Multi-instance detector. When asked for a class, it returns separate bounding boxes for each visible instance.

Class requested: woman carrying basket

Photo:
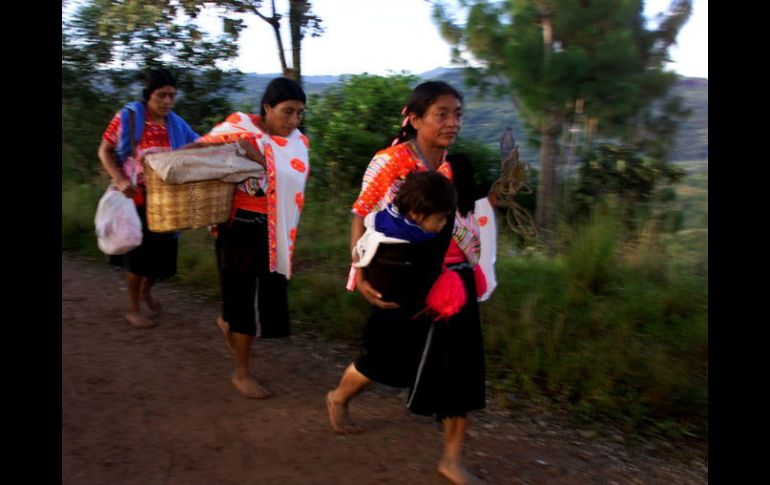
[97,68,199,329]
[195,77,310,399]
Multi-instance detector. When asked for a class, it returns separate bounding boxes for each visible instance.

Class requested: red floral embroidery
[478,216,488,227]
[197,132,244,144]
[290,158,306,173]
[289,228,297,241]
[300,134,310,148]
[270,136,288,147]
[265,144,278,272]
[351,144,453,217]
[295,192,304,210]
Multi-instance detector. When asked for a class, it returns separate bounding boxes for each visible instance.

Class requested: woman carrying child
[326,81,489,485]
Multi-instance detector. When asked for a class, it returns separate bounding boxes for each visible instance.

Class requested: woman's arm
[237,138,267,169]
[350,215,399,309]
[177,141,212,150]
[176,138,266,169]
[97,139,135,197]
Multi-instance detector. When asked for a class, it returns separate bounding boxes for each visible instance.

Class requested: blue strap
[116,102,199,165]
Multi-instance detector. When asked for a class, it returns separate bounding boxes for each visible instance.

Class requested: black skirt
[109,204,178,280]
[354,221,453,388]
[354,306,431,388]
[406,266,486,419]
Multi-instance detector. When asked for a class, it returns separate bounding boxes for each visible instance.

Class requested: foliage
[626,90,692,163]
[569,143,686,231]
[62,160,708,438]
[304,73,416,196]
[62,1,244,183]
[483,207,707,438]
[91,0,324,83]
[172,68,244,135]
[304,73,503,200]
[431,0,693,232]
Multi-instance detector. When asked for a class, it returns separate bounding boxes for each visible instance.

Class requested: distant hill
[231,73,342,108]
[234,68,708,163]
[667,78,708,161]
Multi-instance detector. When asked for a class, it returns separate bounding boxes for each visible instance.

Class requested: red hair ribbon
[391,107,410,146]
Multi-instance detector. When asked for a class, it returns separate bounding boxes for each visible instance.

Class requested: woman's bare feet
[232,374,271,399]
[143,295,163,314]
[326,390,360,434]
[216,317,236,354]
[437,457,484,485]
[125,311,154,328]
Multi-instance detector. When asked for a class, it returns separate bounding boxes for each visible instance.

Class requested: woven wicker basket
[143,160,235,233]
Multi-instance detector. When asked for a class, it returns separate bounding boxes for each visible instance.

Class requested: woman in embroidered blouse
[97,68,199,329]
[326,81,487,485]
[195,77,310,399]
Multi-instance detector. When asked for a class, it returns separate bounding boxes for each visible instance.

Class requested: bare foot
[231,374,271,399]
[143,295,163,314]
[216,317,235,354]
[326,390,360,434]
[125,311,155,329]
[437,458,484,485]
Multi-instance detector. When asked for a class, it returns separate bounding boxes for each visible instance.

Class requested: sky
[62,0,708,79]
[204,0,708,79]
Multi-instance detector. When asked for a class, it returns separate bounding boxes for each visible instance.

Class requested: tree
[63,0,244,126]
[94,0,323,85]
[305,74,417,196]
[431,0,692,237]
[569,143,685,231]
[62,0,243,180]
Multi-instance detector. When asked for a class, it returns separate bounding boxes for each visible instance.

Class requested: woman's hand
[355,269,399,309]
[113,174,136,198]
[487,192,498,209]
[238,138,266,168]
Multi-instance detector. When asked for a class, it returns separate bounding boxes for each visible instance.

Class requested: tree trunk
[536,110,562,238]
[288,0,305,86]
[254,1,289,77]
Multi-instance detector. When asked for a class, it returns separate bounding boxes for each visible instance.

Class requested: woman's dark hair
[260,77,307,116]
[394,171,457,219]
[394,81,464,145]
[142,68,177,102]
[446,153,477,217]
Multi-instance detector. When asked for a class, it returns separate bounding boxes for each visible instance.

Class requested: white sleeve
[474,197,498,301]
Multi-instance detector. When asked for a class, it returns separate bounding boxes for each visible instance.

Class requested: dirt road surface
[62,253,707,484]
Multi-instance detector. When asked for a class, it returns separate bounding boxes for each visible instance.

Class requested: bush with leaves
[569,144,685,231]
[304,74,416,196]
[306,73,506,201]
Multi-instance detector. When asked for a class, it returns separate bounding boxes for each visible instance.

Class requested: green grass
[479,205,707,438]
[62,162,708,439]
[62,181,105,257]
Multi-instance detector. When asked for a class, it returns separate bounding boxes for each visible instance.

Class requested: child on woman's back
[351,171,457,308]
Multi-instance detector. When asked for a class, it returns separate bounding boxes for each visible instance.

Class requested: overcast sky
[211,0,708,78]
[62,0,708,78]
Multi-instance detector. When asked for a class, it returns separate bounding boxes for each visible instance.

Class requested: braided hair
[445,153,477,217]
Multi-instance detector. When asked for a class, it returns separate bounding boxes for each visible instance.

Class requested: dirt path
[61,252,707,485]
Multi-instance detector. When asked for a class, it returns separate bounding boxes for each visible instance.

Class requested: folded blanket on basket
[145,143,265,184]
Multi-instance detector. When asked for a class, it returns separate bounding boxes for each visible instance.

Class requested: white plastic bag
[94,185,143,255]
